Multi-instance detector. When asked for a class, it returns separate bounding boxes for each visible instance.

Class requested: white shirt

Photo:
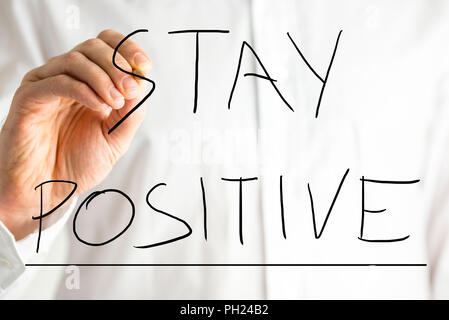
[1,0,449,299]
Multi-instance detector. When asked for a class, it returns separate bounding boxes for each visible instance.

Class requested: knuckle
[97,29,117,39]
[83,37,103,48]
[22,69,37,82]
[14,84,29,100]
[46,55,58,64]
[64,51,83,64]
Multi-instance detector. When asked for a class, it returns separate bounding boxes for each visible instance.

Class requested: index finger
[97,29,152,74]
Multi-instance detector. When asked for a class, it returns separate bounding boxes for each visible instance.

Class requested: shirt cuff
[0,196,78,290]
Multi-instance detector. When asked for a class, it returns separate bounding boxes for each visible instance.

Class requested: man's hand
[0,30,151,240]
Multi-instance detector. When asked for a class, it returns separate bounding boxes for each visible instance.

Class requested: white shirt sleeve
[0,197,78,293]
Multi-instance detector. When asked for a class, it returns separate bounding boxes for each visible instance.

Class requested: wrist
[0,201,39,240]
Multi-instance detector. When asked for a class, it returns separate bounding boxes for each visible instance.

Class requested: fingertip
[122,76,140,99]
[133,52,152,71]
[109,86,125,109]
[103,105,113,116]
